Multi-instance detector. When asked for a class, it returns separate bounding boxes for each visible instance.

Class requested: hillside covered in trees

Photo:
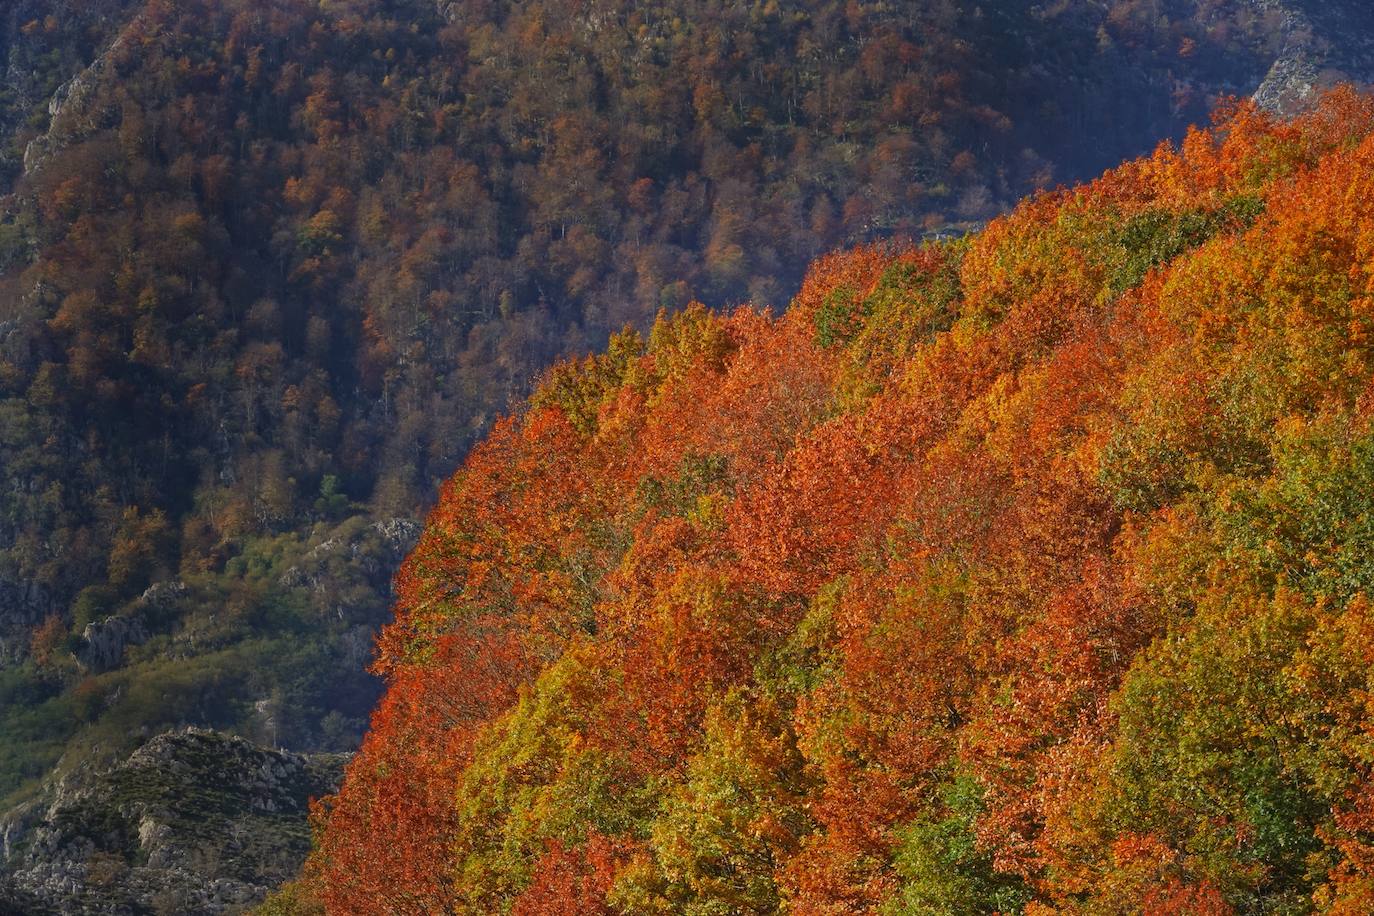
[3,0,1374,910]
[296,91,1374,914]
[0,0,1323,815]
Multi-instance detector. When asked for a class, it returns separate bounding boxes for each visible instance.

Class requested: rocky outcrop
[371,517,422,554]
[0,0,142,186]
[74,614,147,674]
[0,729,347,915]
[68,581,187,673]
[277,516,419,597]
[1251,1,1374,114]
[20,23,131,176]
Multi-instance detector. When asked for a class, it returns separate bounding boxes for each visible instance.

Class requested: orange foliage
[309,92,1374,914]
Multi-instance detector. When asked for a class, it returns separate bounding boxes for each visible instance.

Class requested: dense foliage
[301,91,1374,914]
[0,0,1289,805]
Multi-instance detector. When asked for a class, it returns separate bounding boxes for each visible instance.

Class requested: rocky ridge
[0,0,142,186]
[1251,0,1374,112]
[0,729,346,915]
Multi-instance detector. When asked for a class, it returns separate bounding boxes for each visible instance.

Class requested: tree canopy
[0,0,1291,807]
[302,90,1374,914]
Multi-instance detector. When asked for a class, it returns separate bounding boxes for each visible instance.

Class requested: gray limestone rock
[74,615,147,674]
[0,729,348,915]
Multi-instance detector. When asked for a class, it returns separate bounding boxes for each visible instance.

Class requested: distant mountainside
[302,90,1374,914]
[0,0,1370,911]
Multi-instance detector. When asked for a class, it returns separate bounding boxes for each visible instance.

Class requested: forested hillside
[2,0,1373,911]
[300,91,1374,914]
[0,0,1302,810]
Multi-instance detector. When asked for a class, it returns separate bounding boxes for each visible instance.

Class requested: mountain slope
[1,0,1373,909]
[0,0,1303,806]
[304,90,1374,914]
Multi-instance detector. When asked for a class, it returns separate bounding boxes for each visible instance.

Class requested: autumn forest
[288,93,1374,914]
[2,0,1374,913]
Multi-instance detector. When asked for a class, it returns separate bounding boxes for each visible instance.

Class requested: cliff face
[0,729,345,915]
[1251,0,1374,112]
[0,0,141,187]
